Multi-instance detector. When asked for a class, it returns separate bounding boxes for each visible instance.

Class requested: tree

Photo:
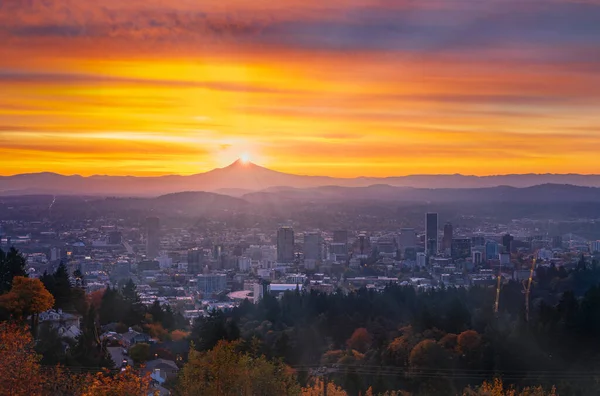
[178,340,300,396]
[0,247,27,294]
[148,300,164,324]
[36,323,68,366]
[129,343,151,365]
[191,310,239,351]
[0,322,43,395]
[462,378,558,396]
[0,276,54,333]
[80,367,155,396]
[122,279,145,326]
[69,305,114,369]
[456,330,483,369]
[41,262,72,311]
[346,327,372,354]
[302,378,348,396]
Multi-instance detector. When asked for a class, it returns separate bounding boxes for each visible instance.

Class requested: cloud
[0,70,303,94]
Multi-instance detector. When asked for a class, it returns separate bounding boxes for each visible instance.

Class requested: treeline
[189,265,600,395]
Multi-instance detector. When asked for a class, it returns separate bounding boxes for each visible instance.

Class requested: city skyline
[2,0,600,177]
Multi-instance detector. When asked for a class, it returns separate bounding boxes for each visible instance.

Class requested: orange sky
[1,0,600,177]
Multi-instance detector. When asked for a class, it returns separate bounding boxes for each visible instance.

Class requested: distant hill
[4,160,600,196]
[243,184,600,204]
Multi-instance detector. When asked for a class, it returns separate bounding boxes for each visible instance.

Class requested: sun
[240,153,250,164]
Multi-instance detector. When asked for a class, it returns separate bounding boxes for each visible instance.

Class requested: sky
[1,0,600,177]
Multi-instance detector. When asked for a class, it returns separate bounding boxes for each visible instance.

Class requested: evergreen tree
[41,262,73,311]
[149,300,164,324]
[68,305,114,369]
[0,247,27,294]
[121,279,145,326]
[98,286,123,325]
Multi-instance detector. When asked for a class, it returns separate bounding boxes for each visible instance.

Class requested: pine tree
[0,247,27,294]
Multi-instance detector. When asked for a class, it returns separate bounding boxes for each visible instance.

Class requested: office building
[277,227,295,263]
[187,248,205,274]
[451,238,471,260]
[471,236,485,248]
[358,233,367,255]
[425,213,438,256]
[552,236,563,249]
[304,232,323,261]
[377,235,397,256]
[238,257,252,272]
[108,231,122,245]
[331,230,348,261]
[472,251,483,265]
[197,274,227,295]
[333,230,348,245]
[443,223,453,253]
[398,228,417,251]
[145,217,160,259]
[591,241,600,253]
[485,241,499,260]
[502,234,514,253]
[416,252,427,268]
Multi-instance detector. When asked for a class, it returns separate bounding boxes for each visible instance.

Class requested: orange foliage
[145,323,169,341]
[0,322,43,395]
[89,289,106,310]
[0,276,54,320]
[170,329,190,341]
[80,367,155,396]
[347,327,372,353]
[457,330,482,355]
[463,378,558,396]
[302,378,348,396]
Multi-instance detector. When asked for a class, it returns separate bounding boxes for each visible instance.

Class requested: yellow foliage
[0,276,54,319]
[80,367,155,396]
[302,378,348,396]
[463,378,558,396]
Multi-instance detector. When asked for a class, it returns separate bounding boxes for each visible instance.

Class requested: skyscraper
[330,230,349,260]
[451,238,471,260]
[442,222,453,253]
[502,233,514,253]
[277,227,295,263]
[426,213,438,256]
[485,241,499,260]
[145,216,160,259]
[304,232,322,261]
[188,247,204,274]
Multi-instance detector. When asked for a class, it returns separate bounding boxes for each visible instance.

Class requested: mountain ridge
[4,160,600,196]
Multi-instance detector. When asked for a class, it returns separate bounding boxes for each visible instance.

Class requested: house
[144,359,179,384]
[121,328,152,348]
[37,309,82,339]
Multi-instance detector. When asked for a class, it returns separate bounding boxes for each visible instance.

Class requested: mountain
[4,160,600,196]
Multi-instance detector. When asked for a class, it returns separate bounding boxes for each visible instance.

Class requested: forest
[2,247,600,395]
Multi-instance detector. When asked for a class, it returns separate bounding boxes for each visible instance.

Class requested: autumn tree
[346,327,372,354]
[456,330,483,369]
[462,378,558,396]
[302,378,348,396]
[80,367,155,396]
[178,340,300,396]
[0,247,27,293]
[0,322,43,395]
[0,276,54,333]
